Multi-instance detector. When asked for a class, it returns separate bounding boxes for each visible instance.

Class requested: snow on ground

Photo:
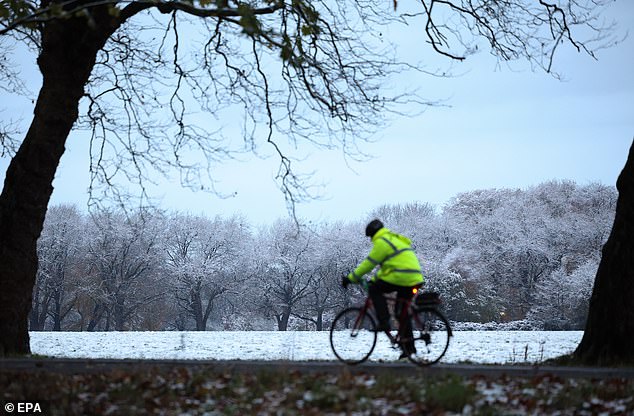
[30,331,583,364]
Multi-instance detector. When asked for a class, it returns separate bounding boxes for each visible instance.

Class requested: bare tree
[255,220,316,330]
[30,205,84,330]
[83,209,164,331]
[0,0,617,354]
[292,221,362,329]
[165,214,249,330]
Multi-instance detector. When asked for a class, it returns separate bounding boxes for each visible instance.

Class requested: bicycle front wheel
[408,307,452,366]
[329,307,377,365]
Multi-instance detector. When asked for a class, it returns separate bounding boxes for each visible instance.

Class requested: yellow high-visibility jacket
[347,227,424,287]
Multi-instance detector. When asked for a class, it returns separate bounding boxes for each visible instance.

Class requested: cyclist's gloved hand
[341,275,351,289]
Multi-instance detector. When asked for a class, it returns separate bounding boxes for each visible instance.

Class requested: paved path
[2,358,633,379]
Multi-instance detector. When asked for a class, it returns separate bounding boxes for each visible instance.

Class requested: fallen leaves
[1,366,633,415]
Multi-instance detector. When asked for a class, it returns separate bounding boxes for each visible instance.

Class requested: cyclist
[342,219,424,359]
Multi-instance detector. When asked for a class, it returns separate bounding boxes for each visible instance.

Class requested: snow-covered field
[30,331,583,364]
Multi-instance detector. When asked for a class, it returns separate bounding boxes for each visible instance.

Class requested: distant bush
[451,320,538,331]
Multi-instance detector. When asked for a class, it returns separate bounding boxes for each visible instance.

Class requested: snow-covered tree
[436,182,615,324]
[28,179,616,332]
[82,209,165,331]
[30,205,85,330]
[164,214,250,330]
[253,220,317,331]
[529,259,598,330]
[292,221,360,330]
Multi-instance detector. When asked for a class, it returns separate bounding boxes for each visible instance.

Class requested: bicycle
[329,281,452,366]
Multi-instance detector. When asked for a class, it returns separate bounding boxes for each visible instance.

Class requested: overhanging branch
[0,0,284,36]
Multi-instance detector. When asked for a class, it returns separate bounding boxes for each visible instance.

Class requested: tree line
[30,180,615,332]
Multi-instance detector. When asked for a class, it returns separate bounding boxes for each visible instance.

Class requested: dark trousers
[369,280,416,351]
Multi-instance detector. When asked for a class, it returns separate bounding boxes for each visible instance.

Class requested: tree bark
[87,302,105,332]
[276,307,291,331]
[50,288,69,331]
[191,291,205,331]
[574,139,634,365]
[0,12,116,355]
[28,281,50,331]
[315,311,323,331]
[114,297,127,331]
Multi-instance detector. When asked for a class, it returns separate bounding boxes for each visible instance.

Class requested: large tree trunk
[0,13,116,356]
[574,139,634,365]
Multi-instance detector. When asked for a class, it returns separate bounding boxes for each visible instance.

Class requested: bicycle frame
[354,291,416,348]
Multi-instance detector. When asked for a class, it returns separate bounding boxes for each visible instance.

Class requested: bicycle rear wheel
[329,307,377,365]
[408,307,451,366]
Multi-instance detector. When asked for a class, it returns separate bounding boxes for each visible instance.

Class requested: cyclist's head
[365,219,384,238]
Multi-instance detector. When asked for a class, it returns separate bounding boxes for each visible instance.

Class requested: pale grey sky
[1,1,633,224]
